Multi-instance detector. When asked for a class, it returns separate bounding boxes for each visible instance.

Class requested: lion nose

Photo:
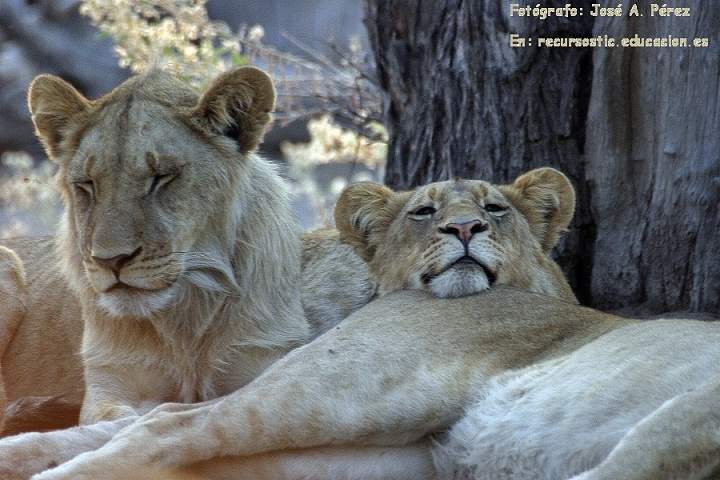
[440,220,487,245]
[92,247,142,275]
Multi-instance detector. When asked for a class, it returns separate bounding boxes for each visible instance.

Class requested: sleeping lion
[0,67,370,478]
[7,167,716,480]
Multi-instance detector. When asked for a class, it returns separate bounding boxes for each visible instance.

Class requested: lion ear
[502,168,576,252]
[193,67,276,155]
[334,182,397,262]
[28,75,91,161]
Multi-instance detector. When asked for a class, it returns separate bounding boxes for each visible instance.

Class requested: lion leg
[3,399,218,478]
[177,442,436,480]
[570,379,720,480]
[0,246,26,434]
[80,362,178,424]
[0,416,136,480]
[31,325,467,480]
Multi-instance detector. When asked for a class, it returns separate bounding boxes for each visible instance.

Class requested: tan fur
[191,67,275,155]
[503,167,575,252]
[26,66,313,425]
[0,246,82,437]
[0,68,372,444]
[0,247,26,434]
[15,170,718,480]
[301,228,376,335]
[334,169,577,302]
[2,169,583,477]
[0,238,86,437]
[23,289,618,480]
[0,232,370,436]
[86,467,207,480]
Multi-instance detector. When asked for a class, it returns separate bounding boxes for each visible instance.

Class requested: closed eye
[485,203,507,214]
[73,180,95,198]
[409,206,437,217]
[148,173,176,194]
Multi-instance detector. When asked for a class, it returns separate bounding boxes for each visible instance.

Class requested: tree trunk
[364,0,719,314]
[585,3,720,314]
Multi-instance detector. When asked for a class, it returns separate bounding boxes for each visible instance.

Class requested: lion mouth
[423,256,497,285]
[452,256,497,285]
[104,282,160,294]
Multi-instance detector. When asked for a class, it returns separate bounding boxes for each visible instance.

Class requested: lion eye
[148,174,175,194]
[410,206,437,217]
[485,203,507,214]
[73,180,95,198]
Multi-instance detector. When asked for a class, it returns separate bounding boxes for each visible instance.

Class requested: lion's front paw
[30,406,219,479]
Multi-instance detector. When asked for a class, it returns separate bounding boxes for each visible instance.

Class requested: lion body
[301,228,376,335]
[17,169,717,480]
[0,238,84,404]
[19,67,311,425]
[436,316,720,479]
[0,238,84,437]
[0,67,372,445]
[0,71,714,480]
[0,229,371,433]
[0,246,29,434]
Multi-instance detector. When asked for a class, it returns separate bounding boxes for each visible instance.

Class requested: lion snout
[91,246,143,275]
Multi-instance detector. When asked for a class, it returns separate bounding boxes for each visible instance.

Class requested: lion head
[334,168,577,303]
[27,67,297,321]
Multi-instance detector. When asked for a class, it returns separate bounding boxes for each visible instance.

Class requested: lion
[0,246,26,434]
[0,229,371,438]
[0,67,372,478]
[0,167,565,475]
[0,237,85,437]
[14,167,719,480]
[301,228,378,335]
[0,246,81,439]
[28,67,309,425]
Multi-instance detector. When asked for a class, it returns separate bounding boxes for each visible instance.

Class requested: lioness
[19,168,720,480]
[0,247,26,434]
[0,67,371,477]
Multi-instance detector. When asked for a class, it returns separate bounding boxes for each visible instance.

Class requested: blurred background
[0,0,385,233]
[1,0,718,316]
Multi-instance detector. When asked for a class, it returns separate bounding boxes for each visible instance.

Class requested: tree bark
[364,0,719,314]
[585,4,720,314]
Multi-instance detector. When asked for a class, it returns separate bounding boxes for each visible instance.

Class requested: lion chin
[97,285,179,318]
[428,264,492,298]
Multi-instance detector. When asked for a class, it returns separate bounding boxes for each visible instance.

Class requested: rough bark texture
[364,0,719,314]
[586,5,720,314]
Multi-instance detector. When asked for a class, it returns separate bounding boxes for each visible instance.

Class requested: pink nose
[441,220,487,244]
